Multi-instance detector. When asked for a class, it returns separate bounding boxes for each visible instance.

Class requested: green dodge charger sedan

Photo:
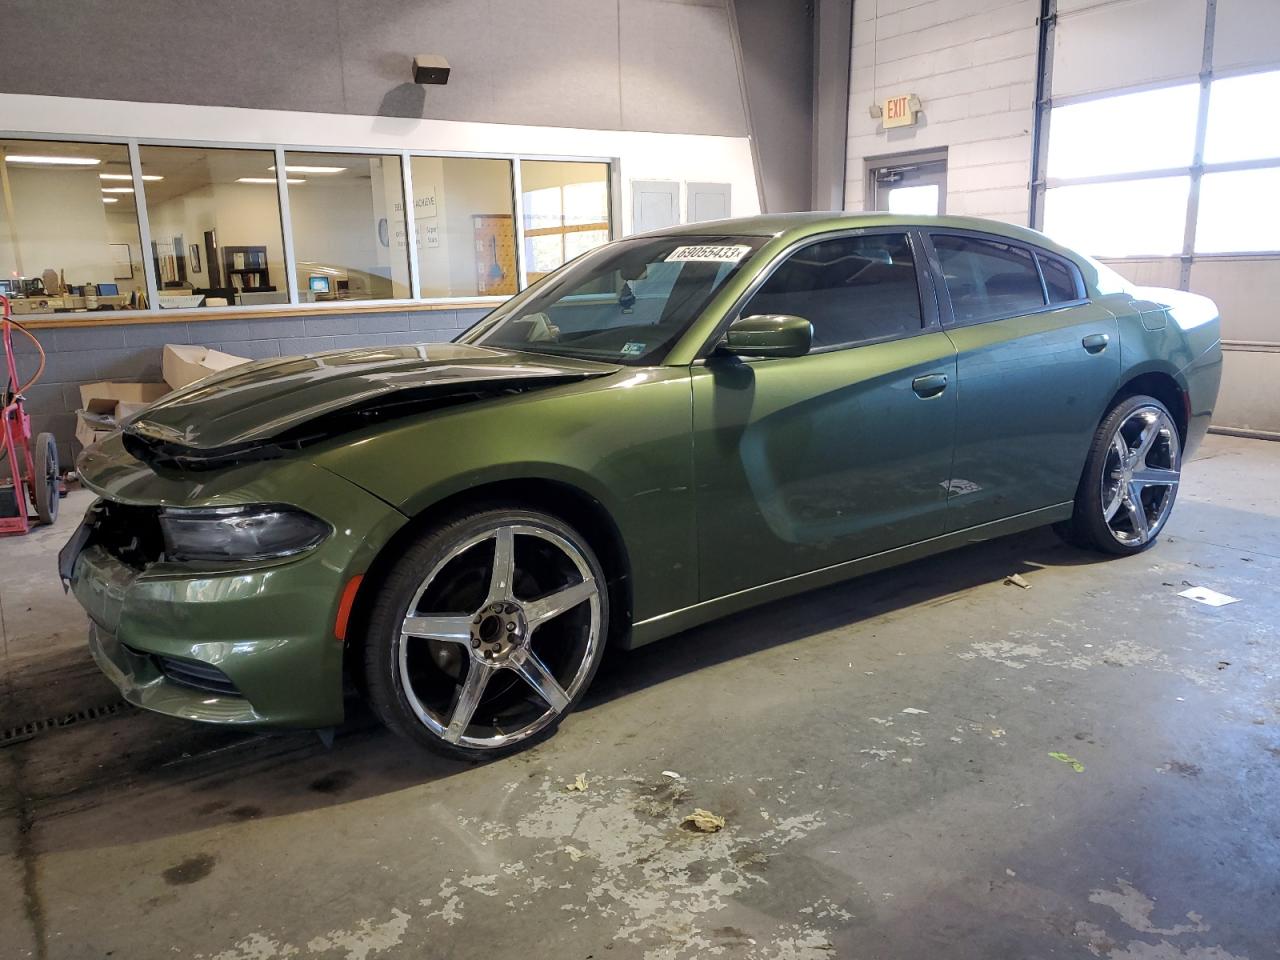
[61,213,1222,758]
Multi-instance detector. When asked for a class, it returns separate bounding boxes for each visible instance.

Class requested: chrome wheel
[1100,404,1181,547]
[397,524,601,750]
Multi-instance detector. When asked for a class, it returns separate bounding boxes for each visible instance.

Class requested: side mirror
[720,314,812,359]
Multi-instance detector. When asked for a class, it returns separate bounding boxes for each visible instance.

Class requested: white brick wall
[845,0,1040,226]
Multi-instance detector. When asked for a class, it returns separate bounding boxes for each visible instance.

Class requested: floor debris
[660,770,681,779]
[565,773,589,792]
[1049,751,1086,773]
[901,707,929,715]
[682,808,726,833]
[1004,573,1031,589]
[1177,586,1240,606]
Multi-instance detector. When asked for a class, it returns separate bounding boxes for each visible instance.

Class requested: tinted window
[742,233,922,350]
[1038,252,1081,303]
[933,234,1046,323]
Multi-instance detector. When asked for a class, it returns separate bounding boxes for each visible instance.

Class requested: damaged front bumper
[63,434,408,729]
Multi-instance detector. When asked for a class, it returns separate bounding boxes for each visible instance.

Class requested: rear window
[933,234,1047,323]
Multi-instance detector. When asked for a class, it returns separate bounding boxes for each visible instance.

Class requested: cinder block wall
[11,307,491,468]
[844,0,1040,223]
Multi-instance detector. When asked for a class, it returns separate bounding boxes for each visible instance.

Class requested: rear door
[925,231,1120,530]
[691,229,957,600]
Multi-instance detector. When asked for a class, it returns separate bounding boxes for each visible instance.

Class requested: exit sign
[881,94,921,128]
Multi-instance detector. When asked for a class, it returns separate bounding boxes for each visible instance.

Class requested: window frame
[0,135,146,313]
[922,228,1090,328]
[518,159,615,282]
[697,226,942,360]
[1034,67,1280,276]
[1035,248,1087,304]
[281,148,415,304]
[0,128,620,321]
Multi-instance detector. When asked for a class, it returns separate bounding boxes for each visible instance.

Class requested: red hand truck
[1,294,60,535]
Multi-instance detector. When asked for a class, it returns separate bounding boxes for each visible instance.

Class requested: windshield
[468,235,767,365]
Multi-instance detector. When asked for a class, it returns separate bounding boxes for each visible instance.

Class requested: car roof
[650,211,1066,252]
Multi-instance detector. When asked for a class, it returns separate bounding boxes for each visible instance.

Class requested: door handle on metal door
[1082,333,1110,354]
[911,373,948,398]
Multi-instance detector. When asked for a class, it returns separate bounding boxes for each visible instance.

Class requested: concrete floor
[1,434,1277,960]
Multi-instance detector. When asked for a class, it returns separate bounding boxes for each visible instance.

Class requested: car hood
[121,342,618,464]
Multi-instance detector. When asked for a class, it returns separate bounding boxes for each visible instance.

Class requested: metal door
[869,154,947,215]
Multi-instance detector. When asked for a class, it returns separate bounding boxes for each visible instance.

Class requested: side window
[741,233,923,350]
[932,234,1047,323]
[1037,252,1083,303]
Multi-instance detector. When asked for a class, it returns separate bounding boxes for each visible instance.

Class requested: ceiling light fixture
[268,164,347,174]
[101,186,134,193]
[5,154,101,166]
[102,197,119,203]
[238,176,305,184]
[100,173,163,182]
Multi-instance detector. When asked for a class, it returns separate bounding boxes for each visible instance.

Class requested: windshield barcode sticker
[666,244,753,263]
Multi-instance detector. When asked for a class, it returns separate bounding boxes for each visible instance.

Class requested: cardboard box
[162,344,249,390]
[75,381,170,448]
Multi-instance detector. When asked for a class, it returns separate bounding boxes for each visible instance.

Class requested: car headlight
[159,505,331,562]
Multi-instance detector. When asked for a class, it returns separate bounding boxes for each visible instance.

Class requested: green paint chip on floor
[1049,751,1085,773]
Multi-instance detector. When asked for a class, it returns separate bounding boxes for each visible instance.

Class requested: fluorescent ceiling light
[269,164,346,174]
[101,186,134,193]
[5,154,101,166]
[102,197,119,203]
[238,176,305,184]
[100,173,163,182]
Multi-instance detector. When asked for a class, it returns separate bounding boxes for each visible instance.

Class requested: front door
[926,231,1122,530]
[692,230,958,601]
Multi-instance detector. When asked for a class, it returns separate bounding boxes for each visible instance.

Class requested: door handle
[1082,333,1110,354]
[911,373,948,398]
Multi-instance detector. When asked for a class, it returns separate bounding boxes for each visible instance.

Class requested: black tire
[1056,394,1182,556]
[32,432,59,525]
[362,506,609,760]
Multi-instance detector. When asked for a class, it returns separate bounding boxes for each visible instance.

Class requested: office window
[138,145,287,308]
[1195,168,1280,253]
[1044,177,1190,258]
[743,234,922,349]
[284,152,410,302]
[520,160,611,282]
[1204,70,1280,165]
[1047,84,1200,179]
[933,235,1045,324]
[411,157,517,298]
[1038,252,1082,303]
[0,139,144,315]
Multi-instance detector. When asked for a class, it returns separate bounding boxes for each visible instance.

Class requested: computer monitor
[0,280,11,294]
[308,275,331,294]
[94,283,119,296]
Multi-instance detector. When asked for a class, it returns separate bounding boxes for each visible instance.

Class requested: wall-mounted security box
[413,55,451,85]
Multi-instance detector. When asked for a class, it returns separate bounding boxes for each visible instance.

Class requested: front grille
[152,653,242,696]
[88,500,165,568]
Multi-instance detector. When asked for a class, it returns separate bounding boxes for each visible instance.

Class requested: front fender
[311,367,698,622]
